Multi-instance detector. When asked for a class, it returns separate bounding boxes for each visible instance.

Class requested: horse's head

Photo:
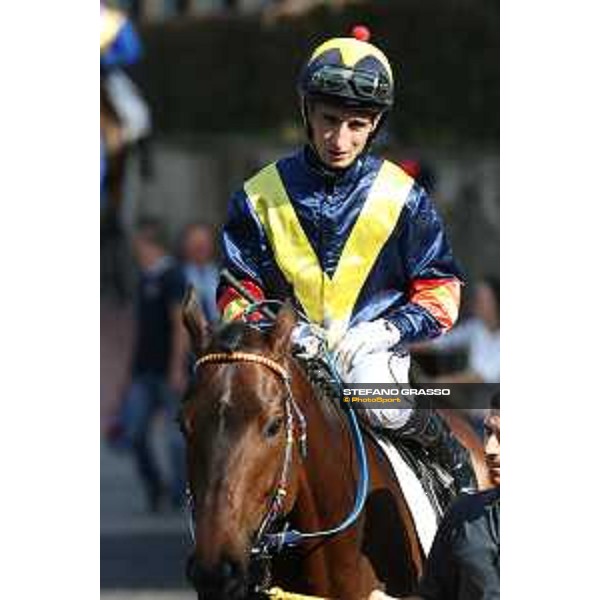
[180,292,303,599]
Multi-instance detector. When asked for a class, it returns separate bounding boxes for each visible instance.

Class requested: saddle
[294,351,457,527]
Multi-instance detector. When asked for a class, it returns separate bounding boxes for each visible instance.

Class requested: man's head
[297,29,395,169]
[180,222,215,267]
[307,100,381,169]
[132,217,169,270]
[484,391,500,487]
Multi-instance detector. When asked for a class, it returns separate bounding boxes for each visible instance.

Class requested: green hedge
[138,0,498,146]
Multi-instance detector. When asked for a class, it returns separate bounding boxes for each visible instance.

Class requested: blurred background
[100,0,499,597]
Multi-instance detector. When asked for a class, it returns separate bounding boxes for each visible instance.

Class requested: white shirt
[431,319,500,383]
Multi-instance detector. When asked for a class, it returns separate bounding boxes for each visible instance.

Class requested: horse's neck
[283,383,362,593]
[291,375,356,530]
[288,387,412,596]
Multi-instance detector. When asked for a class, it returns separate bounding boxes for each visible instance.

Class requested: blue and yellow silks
[100,7,141,70]
[219,148,463,345]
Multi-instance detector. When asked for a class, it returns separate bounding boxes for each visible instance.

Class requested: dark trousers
[122,373,186,506]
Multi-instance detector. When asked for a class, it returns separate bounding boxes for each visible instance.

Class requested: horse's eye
[264,417,284,439]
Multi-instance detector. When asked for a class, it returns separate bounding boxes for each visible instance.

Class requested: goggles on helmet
[306,65,392,105]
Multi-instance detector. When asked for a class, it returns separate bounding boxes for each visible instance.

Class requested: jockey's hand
[291,322,327,359]
[334,319,401,381]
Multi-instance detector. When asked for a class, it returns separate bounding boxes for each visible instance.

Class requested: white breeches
[345,351,414,430]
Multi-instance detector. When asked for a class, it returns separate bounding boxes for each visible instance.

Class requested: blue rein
[262,360,370,551]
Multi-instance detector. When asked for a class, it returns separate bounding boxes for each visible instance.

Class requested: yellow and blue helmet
[298,26,394,112]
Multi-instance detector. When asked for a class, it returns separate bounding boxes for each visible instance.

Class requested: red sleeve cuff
[217,279,265,322]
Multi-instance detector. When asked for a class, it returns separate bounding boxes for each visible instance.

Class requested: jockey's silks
[219,147,463,346]
[101,8,125,52]
[100,8,141,69]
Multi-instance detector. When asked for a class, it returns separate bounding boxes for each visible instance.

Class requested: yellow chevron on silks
[101,8,126,53]
[244,160,414,346]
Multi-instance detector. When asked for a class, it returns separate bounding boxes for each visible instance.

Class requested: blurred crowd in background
[103,217,218,507]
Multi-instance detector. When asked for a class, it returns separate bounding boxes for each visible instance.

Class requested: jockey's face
[484,410,500,487]
[309,101,380,169]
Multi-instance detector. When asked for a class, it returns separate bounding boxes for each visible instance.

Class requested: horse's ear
[182,286,209,355]
[270,302,298,357]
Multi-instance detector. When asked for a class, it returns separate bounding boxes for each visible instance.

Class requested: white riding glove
[290,322,327,359]
[333,319,401,381]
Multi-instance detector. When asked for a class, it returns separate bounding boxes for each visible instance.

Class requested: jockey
[100,3,151,148]
[217,28,474,491]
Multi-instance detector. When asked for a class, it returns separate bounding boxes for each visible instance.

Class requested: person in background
[100,2,151,150]
[179,222,220,325]
[413,276,500,384]
[370,391,500,600]
[117,217,188,512]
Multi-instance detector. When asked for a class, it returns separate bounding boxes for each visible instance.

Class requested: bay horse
[180,294,488,600]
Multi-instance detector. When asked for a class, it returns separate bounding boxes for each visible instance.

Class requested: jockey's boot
[400,408,476,494]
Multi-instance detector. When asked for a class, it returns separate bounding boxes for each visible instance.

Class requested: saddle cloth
[369,432,439,554]
[294,352,442,555]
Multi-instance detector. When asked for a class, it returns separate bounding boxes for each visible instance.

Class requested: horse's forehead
[207,324,267,353]
[196,361,276,415]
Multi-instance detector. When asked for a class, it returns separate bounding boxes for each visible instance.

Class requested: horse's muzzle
[186,554,249,600]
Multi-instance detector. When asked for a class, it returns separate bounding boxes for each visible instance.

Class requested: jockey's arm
[217,189,271,322]
[383,187,463,345]
[410,320,474,355]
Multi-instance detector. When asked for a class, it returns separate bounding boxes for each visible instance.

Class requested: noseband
[188,351,308,556]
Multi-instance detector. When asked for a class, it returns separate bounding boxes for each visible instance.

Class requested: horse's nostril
[186,555,242,581]
[186,554,247,600]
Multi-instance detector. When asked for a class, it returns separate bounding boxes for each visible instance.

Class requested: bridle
[186,345,370,593]
[187,351,308,557]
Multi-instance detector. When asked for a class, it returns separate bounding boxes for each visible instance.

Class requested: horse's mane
[206,321,265,353]
[300,361,350,432]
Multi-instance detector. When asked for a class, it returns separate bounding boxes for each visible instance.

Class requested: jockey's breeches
[345,351,415,430]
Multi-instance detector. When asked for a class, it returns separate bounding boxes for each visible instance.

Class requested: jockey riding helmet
[297,26,395,140]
